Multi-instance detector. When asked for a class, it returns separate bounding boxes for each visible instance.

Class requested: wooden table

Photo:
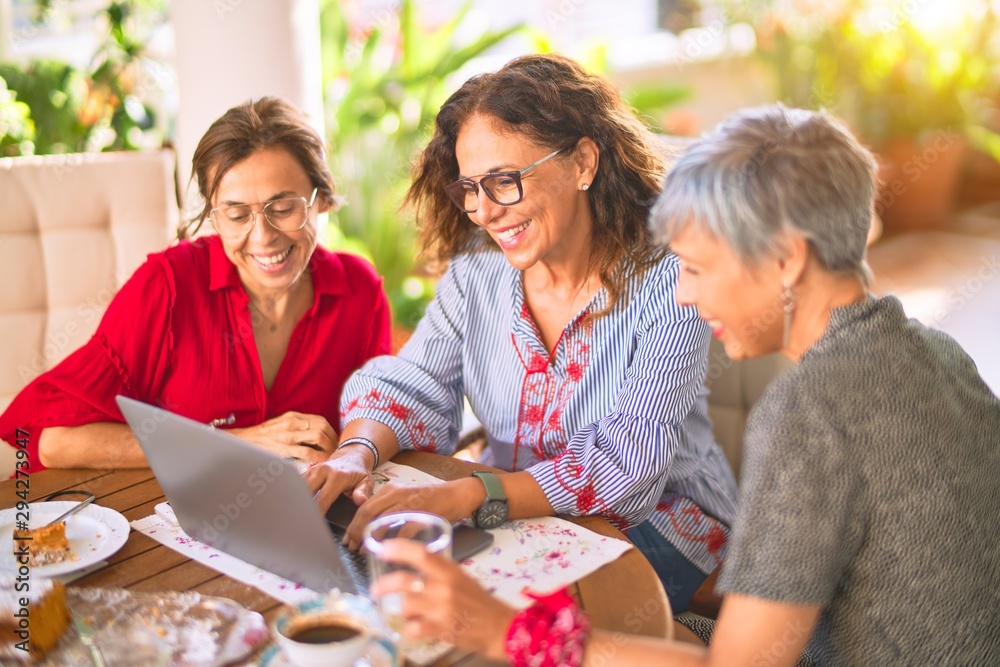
[2,453,671,665]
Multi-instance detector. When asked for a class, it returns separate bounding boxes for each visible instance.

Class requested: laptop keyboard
[326,519,371,595]
[338,541,371,594]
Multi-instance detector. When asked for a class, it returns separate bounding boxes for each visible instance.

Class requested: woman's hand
[371,539,514,661]
[228,411,337,463]
[302,444,378,513]
[342,478,484,550]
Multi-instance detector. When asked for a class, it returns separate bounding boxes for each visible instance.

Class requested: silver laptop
[117,396,368,595]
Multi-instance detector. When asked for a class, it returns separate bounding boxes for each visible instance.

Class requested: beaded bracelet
[336,436,380,469]
[504,588,591,667]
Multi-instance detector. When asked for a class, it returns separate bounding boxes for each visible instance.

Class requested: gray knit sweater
[717,296,1000,665]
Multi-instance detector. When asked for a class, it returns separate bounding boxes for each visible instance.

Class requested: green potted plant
[0,75,34,156]
[320,1,691,339]
[319,0,527,343]
[735,0,1000,233]
[0,0,166,156]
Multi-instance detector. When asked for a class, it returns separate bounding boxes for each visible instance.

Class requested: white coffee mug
[271,593,398,667]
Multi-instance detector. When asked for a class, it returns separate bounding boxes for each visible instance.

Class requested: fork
[45,493,96,527]
[72,616,107,667]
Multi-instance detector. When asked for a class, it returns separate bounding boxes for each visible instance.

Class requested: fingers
[352,475,373,505]
[344,491,388,550]
[378,538,440,573]
[289,413,337,455]
[369,546,509,654]
[291,442,333,464]
[303,457,371,513]
[370,567,422,599]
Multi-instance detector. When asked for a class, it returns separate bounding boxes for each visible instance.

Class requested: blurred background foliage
[1,0,689,332]
[319,0,526,330]
[729,0,1000,155]
[319,0,689,330]
[0,0,165,156]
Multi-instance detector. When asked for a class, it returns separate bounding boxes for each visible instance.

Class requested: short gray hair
[651,105,877,285]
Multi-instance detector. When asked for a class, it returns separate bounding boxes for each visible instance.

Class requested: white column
[0,0,10,61]
[170,0,324,204]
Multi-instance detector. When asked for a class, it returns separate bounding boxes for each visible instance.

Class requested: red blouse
[0,236,391,472]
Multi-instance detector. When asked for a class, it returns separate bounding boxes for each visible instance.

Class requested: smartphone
[452,523,495,560]
[325,494,495,559]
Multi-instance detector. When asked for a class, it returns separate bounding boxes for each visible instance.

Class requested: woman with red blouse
[0,97,392,472]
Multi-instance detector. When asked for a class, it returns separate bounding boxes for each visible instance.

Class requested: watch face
[477,500,508,529]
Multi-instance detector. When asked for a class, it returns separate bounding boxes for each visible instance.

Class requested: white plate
[0,501,130,576]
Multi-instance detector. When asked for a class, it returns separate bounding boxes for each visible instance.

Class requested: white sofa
[0,150,178,476]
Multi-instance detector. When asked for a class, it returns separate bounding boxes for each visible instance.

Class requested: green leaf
[624,83,690,117]
[427,24,527,82]
[967,125,1000,164]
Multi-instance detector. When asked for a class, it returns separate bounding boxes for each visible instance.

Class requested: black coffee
[288,622,361,644]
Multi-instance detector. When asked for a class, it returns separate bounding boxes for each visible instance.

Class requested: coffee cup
[271,593,398,667]
[275,611,369,666]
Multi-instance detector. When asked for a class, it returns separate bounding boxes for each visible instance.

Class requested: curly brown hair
[179,96,335,239]
[406,54,667,312]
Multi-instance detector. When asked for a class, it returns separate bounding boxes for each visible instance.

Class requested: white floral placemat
[131,462,633,663]
[374,462,634,609]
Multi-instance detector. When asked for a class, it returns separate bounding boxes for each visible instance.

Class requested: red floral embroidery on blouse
[511,312,592,466]
[552,457,628,530]
[657,495,728,565]
[341,388,437,452]
[510,312,626,528]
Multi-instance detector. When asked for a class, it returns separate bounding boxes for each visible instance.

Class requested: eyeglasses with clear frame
[209,188,318,240]
[444,147,568,213]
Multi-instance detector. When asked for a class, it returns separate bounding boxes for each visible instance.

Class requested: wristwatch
[471,471,509,529]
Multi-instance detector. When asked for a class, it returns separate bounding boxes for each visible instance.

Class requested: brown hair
[405,54,667,312]
[179,96,335,239]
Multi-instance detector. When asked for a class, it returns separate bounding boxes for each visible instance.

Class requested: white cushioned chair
[686,337,791,618]
[704,337,792,481]
[0,150,178,476]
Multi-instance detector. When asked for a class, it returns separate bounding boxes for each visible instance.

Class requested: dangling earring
[782,282,795,349]
[581,183,590,191]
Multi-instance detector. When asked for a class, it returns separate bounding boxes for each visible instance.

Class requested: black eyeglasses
[444,147,568,213]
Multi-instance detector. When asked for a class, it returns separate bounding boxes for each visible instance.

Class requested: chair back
[704,336,792,480]
[0,150,178,474]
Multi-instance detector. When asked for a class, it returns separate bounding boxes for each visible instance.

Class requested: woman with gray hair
[362,105,999,667]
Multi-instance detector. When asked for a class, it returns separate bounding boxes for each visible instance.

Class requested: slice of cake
[0,576,72,660]
[13,521,71,567]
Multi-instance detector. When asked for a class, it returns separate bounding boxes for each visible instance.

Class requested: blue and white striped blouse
[341,250,738,573]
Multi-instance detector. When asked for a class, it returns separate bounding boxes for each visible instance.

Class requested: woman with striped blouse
[306,54,738,614]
